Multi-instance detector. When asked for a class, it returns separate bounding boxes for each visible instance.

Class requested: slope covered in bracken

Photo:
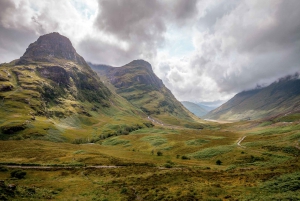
[205,74,300,121]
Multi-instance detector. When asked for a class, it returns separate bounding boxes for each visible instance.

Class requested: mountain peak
[125,59,153,71]
[17,32,87,66]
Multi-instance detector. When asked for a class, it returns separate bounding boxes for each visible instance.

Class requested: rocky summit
[17,32,87,66]
[109,60,164,89]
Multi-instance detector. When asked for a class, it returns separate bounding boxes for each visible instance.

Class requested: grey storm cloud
[172,0,198,24]
[1,0,300,103]
[78,36,139,66]
[176,0,300,101]
[197,0,238,31]
[96,0,165,41]
[91,0,199,65]
[0,1,38,62]
[95,0,199,40]
[0,1,14,20]
[94,0,166,62]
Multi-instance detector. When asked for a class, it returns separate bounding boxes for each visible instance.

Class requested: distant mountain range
[205,74,300,121]
[196,103,217,112]
[181,101,209,117]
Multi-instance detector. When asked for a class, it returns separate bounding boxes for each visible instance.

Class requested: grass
[275,113,300,122]
[0,119,299,200]
[248,123,300,136]
[242,172,300,200]
[102,137,130,146]
[1,61,300,200]
[189,145,234,159]
[0,162,299,201]
[186,139,209,146]
[131,127,179,135]
[141,135,167,146]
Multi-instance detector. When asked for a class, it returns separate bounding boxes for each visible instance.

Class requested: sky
[1,0,300,104]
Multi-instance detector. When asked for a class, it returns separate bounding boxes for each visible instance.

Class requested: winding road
[237,136,246,147]
[4,165,119,169]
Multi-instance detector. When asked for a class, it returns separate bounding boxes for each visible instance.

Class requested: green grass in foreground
[0,119,299,200]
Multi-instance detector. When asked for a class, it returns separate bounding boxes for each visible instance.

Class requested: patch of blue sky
[160,27,195,57]
[70,0,96,20]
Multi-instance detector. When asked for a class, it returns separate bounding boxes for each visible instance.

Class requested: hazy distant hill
[196,103,216,112]
[205,74,300,121]
[181,101,208,117]
[90,61,202,127]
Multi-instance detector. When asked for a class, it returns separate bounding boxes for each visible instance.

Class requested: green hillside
[90,61,202,127]
[0,33,150,142]
[181,101,208,117]
[1,32,299,201]
[205,75,300,121]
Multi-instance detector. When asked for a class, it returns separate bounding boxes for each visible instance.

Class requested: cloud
[172,0,198,24]
[197,0,300,93]
[0,0,98,63]
[1,0,299,104]
[0,0,39,62]
[78,34,139,66]
[153,0,300,102]
[90,0,201,66]
[93,0,166,64]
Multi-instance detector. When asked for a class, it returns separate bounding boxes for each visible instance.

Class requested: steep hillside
[181,101,208,117]
[90,61,202,127]
[0,33,150,141]
[205,75,300,121]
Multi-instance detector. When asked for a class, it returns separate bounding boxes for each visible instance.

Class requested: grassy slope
[0,113,299,200]
[0,60,151,142]
[206,78,300,121]
[90,62,203,128]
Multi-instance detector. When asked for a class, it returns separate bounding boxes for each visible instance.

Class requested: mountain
[181,101,208,117]
[205,74,300,121]
[16,32,88,67]
[0,32,149,141]
[90,61,202,128]
[196,103,216,112]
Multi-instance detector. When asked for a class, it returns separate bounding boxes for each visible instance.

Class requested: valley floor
[0,117,300,200]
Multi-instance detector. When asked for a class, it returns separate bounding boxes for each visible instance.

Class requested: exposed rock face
[17,32,87,66]
[37,66,69,86]
[0,84,13,92]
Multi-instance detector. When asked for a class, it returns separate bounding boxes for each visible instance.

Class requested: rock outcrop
[17,32,87,66]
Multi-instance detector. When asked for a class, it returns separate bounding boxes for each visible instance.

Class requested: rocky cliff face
[17,32,87,66]
[37,66,69,86]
